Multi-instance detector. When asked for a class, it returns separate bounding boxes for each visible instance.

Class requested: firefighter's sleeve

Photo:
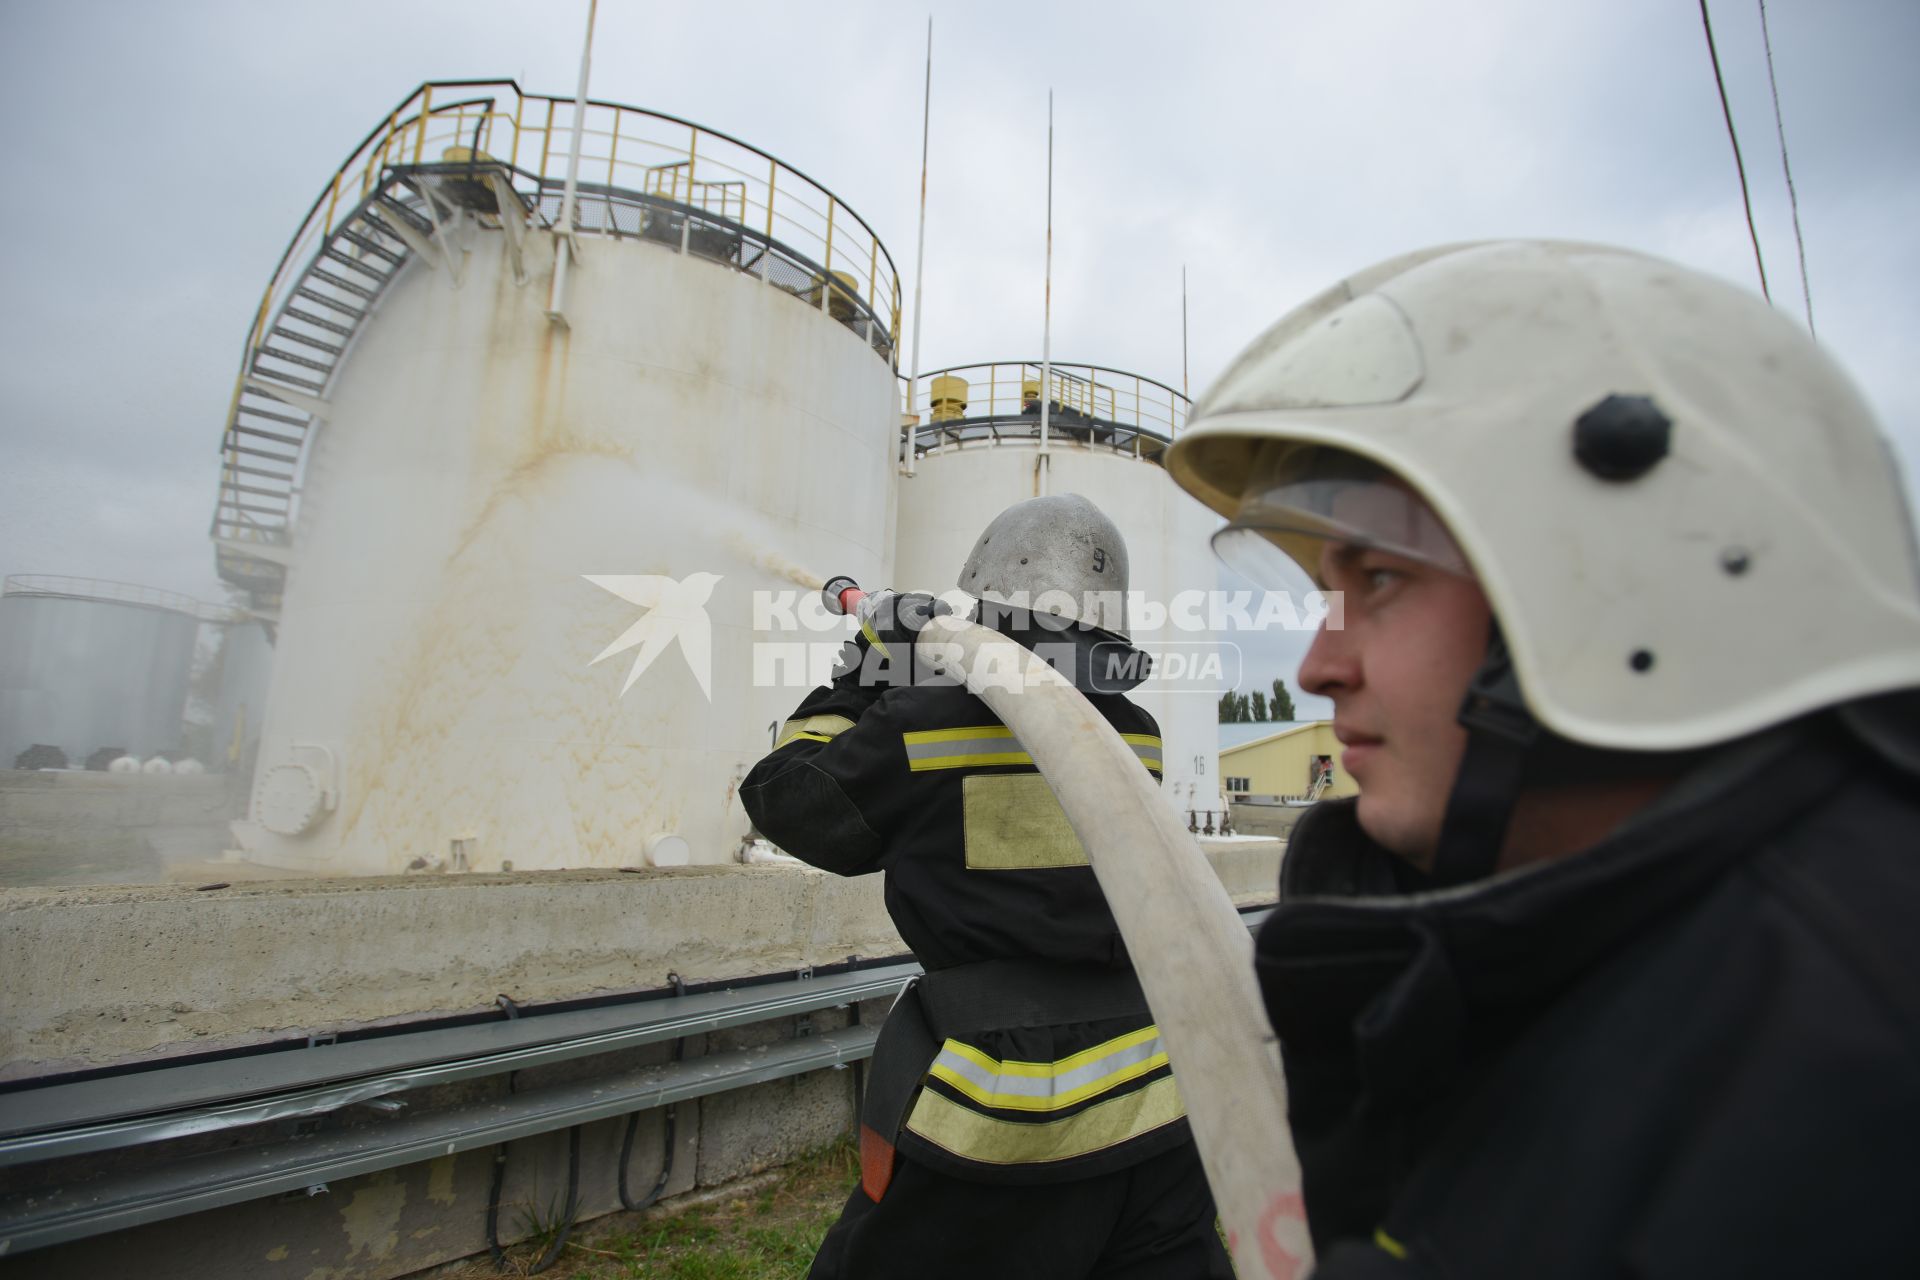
[739,658,911,877]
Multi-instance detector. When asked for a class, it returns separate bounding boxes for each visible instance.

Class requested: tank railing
[234,81,900,378]
[520,181,897,356]
[907,362,1190,458]
[2,576,242,623]
[642,161,747,225]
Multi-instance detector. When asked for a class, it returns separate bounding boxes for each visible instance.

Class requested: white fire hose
[914,614,1314,1279]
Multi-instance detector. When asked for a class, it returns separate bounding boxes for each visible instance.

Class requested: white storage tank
[212,83,901,873]
[894,363,1224,813]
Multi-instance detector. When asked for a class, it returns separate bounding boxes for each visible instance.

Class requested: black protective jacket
[1256,708,1920,1277]
[740,630,1193,1184]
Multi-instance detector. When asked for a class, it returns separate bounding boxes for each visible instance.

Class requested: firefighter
[741,493,1232,1280]
[1163,240,1920,1276]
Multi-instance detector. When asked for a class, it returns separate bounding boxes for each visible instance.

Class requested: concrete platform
[1,840,1284,1079]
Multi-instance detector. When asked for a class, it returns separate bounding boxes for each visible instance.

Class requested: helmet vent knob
[1574,394,1672,481]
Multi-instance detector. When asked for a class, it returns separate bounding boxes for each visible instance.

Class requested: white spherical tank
[894,364,1223,812]
[214,85,902,873]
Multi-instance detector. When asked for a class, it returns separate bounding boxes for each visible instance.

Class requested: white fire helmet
[1166,240,1920,754]
[958,493,1132,638]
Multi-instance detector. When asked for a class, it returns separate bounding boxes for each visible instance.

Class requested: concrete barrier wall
[2,841,1284,1077]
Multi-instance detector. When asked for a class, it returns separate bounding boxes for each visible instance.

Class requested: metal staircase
[211,187,431,610]
[211,163,536,612]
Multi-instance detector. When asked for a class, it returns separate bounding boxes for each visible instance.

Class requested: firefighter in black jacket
[1163,241,1920,1277]
[741,493,1232,1280]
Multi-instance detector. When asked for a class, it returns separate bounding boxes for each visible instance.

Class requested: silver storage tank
[0,576,201,765]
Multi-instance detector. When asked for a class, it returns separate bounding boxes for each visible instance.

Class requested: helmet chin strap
[1430,627,1538,887]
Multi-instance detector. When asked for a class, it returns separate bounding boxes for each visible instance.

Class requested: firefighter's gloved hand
[832,591,952,684]
[858,590,952,657]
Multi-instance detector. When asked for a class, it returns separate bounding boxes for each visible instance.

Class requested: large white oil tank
[894,364,1224,814]
[211,83,901,873]
[0,576,204,766]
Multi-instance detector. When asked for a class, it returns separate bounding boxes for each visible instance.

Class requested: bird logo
[584,573,723,699]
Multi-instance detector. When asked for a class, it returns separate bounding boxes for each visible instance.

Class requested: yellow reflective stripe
[904,725,1017,744]
[859,616,892,660]
[1120,733,1164,771]
[929,1026,1169,1111]
[941,1024,1161,1079]
[904,726,1025,770]
[905,1073,1186,1166]
[904,726,1160,773]
[775,714,856,750]
[1374,1228,1408,1260]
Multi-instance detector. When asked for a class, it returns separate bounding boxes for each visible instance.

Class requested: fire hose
[822,578,1313,1279]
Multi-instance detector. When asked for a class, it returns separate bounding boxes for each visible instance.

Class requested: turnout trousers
[807,1141,1234,1280]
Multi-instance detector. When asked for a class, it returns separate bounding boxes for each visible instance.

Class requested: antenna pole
[1038,90,1054,495]
[905,17,933,476]
[547,0,599,326]
[1181,264,1189,402]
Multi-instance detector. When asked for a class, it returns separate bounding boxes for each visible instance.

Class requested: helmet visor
[1212,445,1471,591]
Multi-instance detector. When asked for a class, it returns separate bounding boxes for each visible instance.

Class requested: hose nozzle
[821,575,864,617]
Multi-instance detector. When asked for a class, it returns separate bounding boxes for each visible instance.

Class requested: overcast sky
[2,0,1914,719]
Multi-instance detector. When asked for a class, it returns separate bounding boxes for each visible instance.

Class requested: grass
[461,1137,856,1279]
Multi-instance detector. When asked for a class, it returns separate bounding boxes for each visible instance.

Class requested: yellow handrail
[239,82,900,357]
[908,361,1190,449]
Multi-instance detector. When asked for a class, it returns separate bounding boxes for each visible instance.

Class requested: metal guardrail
[0,1028,879,1256]
[0,961,921,1166]
[905,361,1189,460]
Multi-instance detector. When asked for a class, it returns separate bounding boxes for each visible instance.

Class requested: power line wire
[1697,0,1771,302]
[1758,0,1816,333]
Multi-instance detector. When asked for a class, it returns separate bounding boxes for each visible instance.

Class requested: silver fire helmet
[957,493,1132,638]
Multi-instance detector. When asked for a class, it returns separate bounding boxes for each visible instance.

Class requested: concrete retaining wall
[1,842,1282,1077]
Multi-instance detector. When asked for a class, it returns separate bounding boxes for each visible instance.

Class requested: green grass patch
[467,1137,856,1279]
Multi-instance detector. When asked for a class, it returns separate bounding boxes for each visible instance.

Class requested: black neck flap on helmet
[973,599,1152,695]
